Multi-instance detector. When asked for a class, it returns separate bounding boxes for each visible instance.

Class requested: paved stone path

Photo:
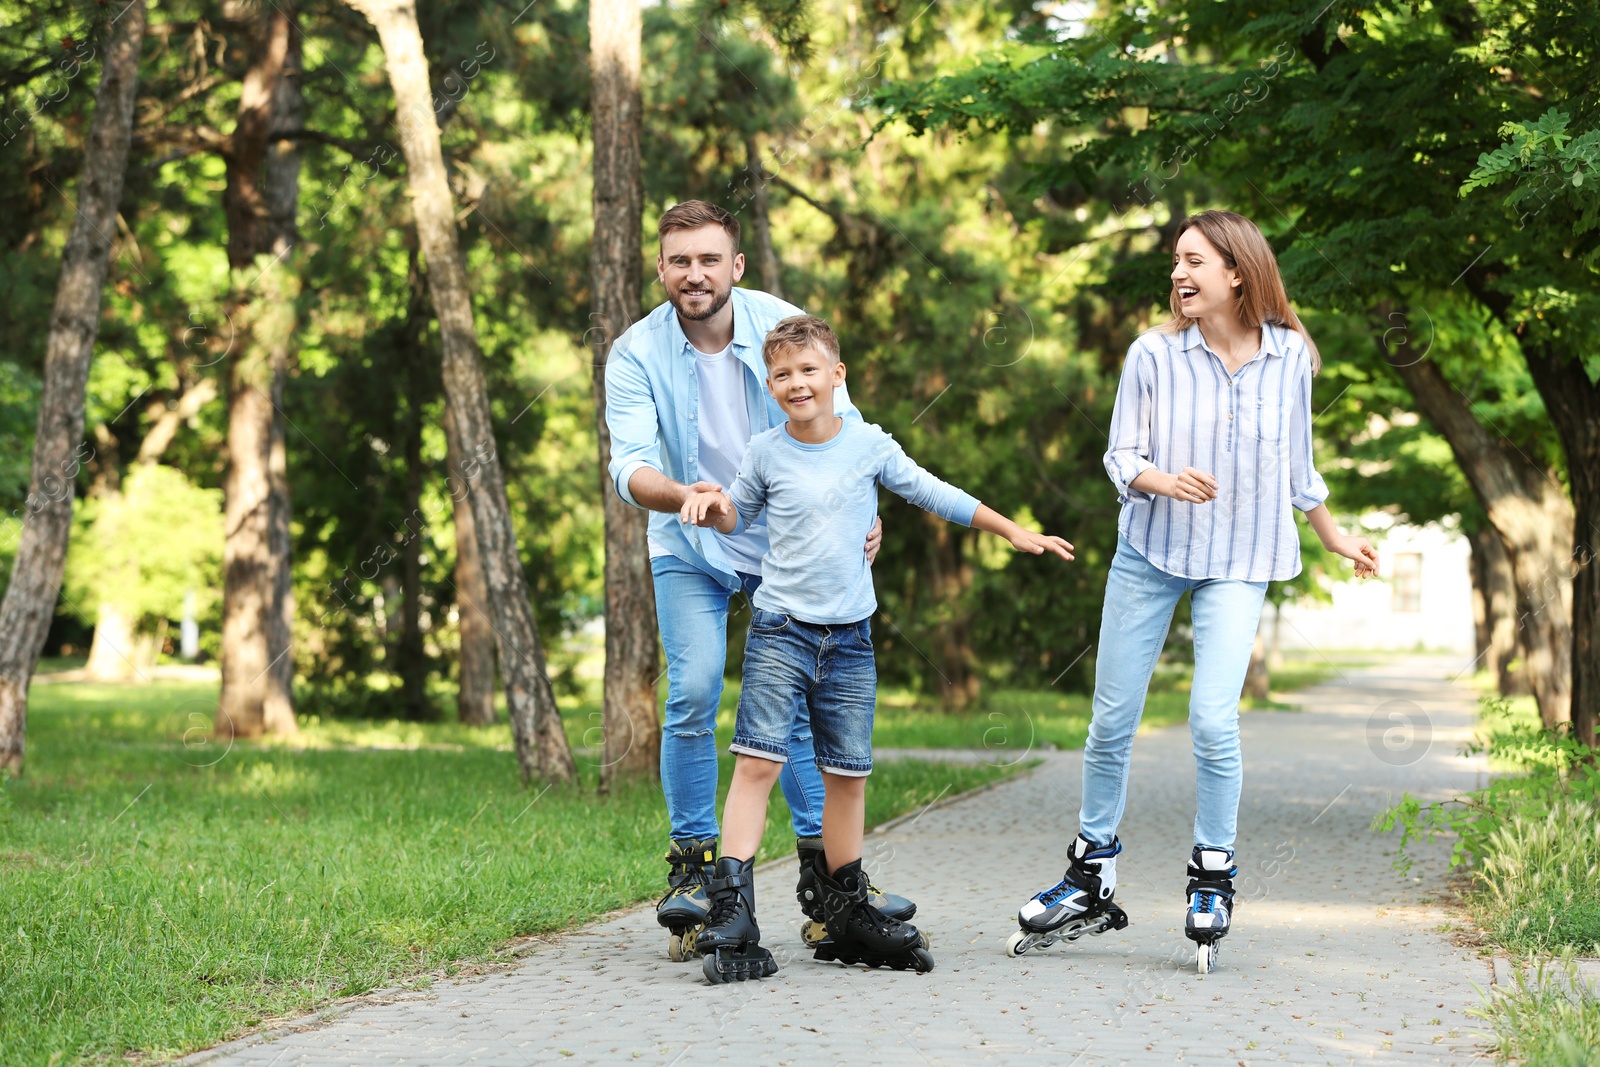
[191,655,1494,1066]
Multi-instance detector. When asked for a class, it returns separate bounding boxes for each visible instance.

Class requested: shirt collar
[1179,321,1287,359]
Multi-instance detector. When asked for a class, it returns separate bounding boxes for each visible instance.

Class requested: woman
[1006,210,1377,972]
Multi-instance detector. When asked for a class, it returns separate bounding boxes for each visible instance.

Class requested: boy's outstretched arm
[680,490,738,534]
[970,504,1075,562]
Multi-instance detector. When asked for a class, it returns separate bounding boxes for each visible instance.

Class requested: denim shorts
[731,609,876,776]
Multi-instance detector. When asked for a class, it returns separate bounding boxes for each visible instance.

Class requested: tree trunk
[85,602,141,681]
[1382,335,1572,733]
[1466,523,1526,696]
[745,133,785,301]
[265,14,303,721]
[447,413,497,726]
[925,515,979,710]
[1243,627,1270,702]
[350,0,574,783]
[217,3,300,741]
[398,368,430,720]
[591,0,660,787]
[0,0,146,777]
[1522,343,1600,752]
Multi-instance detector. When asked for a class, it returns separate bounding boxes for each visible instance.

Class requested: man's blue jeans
[1081,537,1267,851]
[651,554,826,841]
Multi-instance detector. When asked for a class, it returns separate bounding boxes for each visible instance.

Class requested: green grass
[0,682,1014,1065]
[1472,960,1600,1066]
[1378,695,1600,1064]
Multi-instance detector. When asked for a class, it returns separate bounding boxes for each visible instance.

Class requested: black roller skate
[811,858,934,973]
[794,837,918,947]
[1185,845,1237,974]
[695,856,779,984]
[1007,833,1129,957]
[656,838,716,961]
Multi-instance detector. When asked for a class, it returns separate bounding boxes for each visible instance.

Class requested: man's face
[658,224,744,322]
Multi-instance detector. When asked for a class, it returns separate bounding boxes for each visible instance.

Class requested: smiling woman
[1007,209,1380,975]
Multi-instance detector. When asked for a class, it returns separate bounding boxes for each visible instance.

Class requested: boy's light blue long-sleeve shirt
[603,287,861,592]
[728,420,981,625]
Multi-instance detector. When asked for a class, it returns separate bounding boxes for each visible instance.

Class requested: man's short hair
[762,315,840,367]
[658,200,741,252]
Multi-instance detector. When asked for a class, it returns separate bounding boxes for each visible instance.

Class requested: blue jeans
[732,611,876,776]
[1081,537,1267,851]
[651,555,826,841]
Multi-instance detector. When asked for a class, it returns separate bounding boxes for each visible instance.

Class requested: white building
[1270,519,1475,653]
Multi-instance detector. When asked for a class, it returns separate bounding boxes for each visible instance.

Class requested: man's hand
[626,467,724,513]
[1166,467,1218,503]
[680,490,735,531]
[1329,534,1379,578]
[1009,530,1075,562]
[864,515,883,564]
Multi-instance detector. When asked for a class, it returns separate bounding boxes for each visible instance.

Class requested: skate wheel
[800,919,827,947]
[702,952,726,984]
[1005,930,1030,958]
[668,927,700,962]
[1197,942,1214,975]
[910,948,935,973]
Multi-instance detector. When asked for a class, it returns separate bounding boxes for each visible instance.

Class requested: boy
[679,316,1074,983]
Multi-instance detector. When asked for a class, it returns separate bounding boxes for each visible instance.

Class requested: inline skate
[696,856,779,984]
[1007,834,1129,957]
[656,838,716,961]
[1185,845,1237,974]
[811,858,934,973]
[794,837,918,947]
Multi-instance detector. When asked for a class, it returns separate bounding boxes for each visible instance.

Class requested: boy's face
[765,343,846,426]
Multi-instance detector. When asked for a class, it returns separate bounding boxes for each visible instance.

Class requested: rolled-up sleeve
[1103,343,1157,502]
[1288,359,1330,512]
[603,347,659,509]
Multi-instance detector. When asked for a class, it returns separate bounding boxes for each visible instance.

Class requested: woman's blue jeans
[651,554,826,842]
[1080,537,1267,851]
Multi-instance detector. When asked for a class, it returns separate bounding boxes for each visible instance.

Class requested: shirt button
[1228,412,1234,420]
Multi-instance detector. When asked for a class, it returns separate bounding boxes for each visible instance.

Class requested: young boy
[679,315,1074,983]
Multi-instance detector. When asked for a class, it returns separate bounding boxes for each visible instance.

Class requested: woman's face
[1171,228,1241,321]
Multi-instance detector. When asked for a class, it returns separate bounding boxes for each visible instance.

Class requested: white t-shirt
[646,343,768,575]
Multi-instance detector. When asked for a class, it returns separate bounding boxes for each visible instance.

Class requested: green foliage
[61,464,223,628]
[1374,697,1600,956]
[1374,698,1600,872]
[1465,107,1600,255]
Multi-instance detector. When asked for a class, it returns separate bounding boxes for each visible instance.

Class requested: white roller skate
[1006,834,1129,957]
[1185,845,1236,974]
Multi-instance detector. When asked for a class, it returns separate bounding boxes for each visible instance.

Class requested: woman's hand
[1167,467,1219,503]
[1329,534,1379,578]
[1009,530,1075,562]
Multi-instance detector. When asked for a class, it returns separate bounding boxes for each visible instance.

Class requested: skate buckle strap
[707,869,753,896]
[1187,876,1236,902]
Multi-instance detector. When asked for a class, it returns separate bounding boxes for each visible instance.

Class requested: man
[604,200,914,960]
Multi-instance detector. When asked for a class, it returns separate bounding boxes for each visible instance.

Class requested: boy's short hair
[763,315,841,367]
[658,200,740,252]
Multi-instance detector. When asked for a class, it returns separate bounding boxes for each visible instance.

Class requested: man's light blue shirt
[604,286,861,592]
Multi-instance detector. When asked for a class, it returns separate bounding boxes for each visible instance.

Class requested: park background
[1,0,1596,1063]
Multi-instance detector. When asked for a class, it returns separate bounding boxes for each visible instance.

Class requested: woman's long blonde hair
[1160,209,1321,373]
